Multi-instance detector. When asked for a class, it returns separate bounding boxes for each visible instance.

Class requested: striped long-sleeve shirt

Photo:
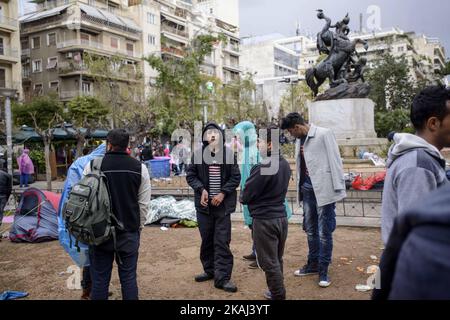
[208,165,221,198]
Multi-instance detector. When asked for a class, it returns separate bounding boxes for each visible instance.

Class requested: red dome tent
[9,188,61,243]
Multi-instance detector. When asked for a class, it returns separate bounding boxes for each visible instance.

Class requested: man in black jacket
[372,183,450,300]
[241,126,292,300]
[83,129,151,300]
[186,122,241,293]
[0,166,12,236]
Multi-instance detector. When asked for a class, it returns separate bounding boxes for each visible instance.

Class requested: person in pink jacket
[17,148,34,188]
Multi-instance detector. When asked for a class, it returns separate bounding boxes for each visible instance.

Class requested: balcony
[223,43,240,55]
[0,81,22,90]
[57,39,141,60]
[223,61,241,73]
[161,24,189,45]
[58,61,142,82]
[60,90,94,100]
[0,47,19,64]
[0,15,19,32]
[21,48,30,58]
[161,45,185,58]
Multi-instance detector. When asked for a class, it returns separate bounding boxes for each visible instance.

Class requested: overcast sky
[239,0,450,57]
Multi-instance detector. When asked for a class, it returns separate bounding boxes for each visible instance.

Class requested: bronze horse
[306,11,368,97]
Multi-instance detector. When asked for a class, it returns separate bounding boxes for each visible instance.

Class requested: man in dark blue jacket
[186,122,241,293]
[373,183,450,300]
[241,126,292,300]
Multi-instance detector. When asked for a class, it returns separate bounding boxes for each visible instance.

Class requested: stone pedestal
[308,98,388,158]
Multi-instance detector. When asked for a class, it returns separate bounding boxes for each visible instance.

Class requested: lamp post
[279,76,300,112]
[0,88,18,180]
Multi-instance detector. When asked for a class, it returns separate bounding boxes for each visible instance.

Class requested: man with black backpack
[81,129,151,300]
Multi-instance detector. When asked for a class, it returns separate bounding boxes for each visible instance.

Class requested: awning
[19,4,71,24]
[80,3,141,33]
[12,125,108,144]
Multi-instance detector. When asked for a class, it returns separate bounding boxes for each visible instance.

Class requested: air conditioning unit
[66,52,73,59]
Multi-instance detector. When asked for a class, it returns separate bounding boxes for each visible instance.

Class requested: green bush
[375,109,414,138]
[29,149,46,173]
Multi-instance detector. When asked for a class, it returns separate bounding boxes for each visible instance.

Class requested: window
[111,37,118,49]
[21,39,29,50]
[148,34,156,45]
[0,68,5,88]
[147,12,156,24]
[32,36,40,49]
[88,0,95,5]
[126,43,134,55]
[80,33,90,45]
[47,57,58,69]
[34,83,43,95]
[47,33,56,46]
[398,46,405,52]
[49,81,59,92]
[82,81,91,93]
[32,59,42,72]
[0,38,3,55]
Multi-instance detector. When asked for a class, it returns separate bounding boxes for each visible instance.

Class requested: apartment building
[19,0,241,102]
[20,0,143,102]
[0,0,22,98]
[299,28,448,84]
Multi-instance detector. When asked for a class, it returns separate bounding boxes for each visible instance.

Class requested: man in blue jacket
[373,183,450,300]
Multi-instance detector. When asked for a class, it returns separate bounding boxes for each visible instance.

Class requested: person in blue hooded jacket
[233,121,292,269]
[57,143,106,300]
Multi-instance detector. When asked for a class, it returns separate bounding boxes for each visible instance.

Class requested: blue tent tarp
[57,143,106,267]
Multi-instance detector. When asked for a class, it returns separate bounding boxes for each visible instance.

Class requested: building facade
[0,0,22,98]
[19,0,241,102]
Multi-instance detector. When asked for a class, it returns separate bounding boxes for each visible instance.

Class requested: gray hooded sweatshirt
[381,133,449,244]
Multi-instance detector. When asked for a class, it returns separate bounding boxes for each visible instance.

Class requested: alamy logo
[65,265,81,290]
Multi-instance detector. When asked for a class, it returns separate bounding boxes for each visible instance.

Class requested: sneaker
[215,280,238,293]
[248,261,258,269]
[243,253,256,261]
[294,262,319,276]
[194,272,214,282]
[263,290,272,300]
[318,265,331,287]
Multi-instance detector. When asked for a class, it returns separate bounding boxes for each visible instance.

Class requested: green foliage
[375,109,414,138]
[280,81,314,119]
[367,53,417,111]
[29,149,45,173]
[67,95,110,129]
[12,95,63,134]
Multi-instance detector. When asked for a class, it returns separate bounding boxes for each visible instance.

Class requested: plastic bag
[351,171,386,191]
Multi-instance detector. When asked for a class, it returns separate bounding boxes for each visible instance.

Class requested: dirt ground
[0,222,382,300]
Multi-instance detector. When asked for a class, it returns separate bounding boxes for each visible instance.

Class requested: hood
[202,122,225,148]
[386,133,444,168]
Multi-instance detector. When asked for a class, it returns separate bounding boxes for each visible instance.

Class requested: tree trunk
[43,136,52,191]
[75,134,86,160]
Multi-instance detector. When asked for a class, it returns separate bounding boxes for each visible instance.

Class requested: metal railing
[161,24,188,38]
[57,39,140,59]
[59,90,94,99]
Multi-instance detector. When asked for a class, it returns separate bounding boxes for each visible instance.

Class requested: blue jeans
[20,173,29,187]
[301,186,336,266]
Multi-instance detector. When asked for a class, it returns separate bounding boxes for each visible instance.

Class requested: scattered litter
[1,232,9,239]
[355,285,372,292]
[160,226,169,231]
[370,255,378,261]
[0,291,29,300]
[340,257,349,261]
[356,267,364,272]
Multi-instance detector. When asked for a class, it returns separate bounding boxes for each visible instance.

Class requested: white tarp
[145,196,197,225]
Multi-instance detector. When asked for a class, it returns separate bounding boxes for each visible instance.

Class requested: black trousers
[197,207,234,286]
[89,231,140,300]
[253,217,288,300]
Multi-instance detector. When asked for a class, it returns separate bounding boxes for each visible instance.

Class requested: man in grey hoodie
[381,85,450,244]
